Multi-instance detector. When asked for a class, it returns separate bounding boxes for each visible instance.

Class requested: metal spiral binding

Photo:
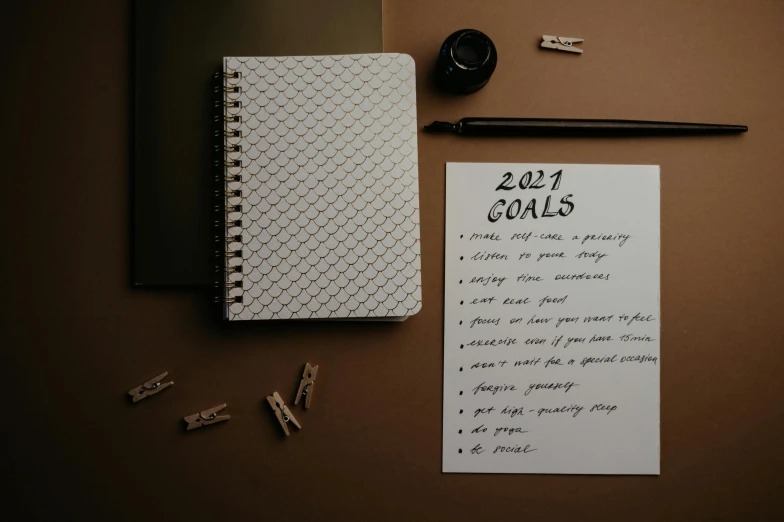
[213,69,244,307]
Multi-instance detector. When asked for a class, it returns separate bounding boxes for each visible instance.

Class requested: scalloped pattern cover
[221,54,421,321]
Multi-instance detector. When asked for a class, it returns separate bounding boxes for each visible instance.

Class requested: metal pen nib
[423,121,458,133]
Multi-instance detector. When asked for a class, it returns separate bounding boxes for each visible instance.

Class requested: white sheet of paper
[443,163,660,475]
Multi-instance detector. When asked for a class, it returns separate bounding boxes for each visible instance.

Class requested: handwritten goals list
[443,163,660,474]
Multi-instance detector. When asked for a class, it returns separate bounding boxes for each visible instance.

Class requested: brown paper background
[1,0,783,520]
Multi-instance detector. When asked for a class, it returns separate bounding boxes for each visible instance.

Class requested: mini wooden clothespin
[540,35,584,54]
[295,363,318,409]
[267,391,301,436]
[184,404,230,431]
[128,372,173,403]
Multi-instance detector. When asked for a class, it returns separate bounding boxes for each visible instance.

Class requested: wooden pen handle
[457,117,748,136]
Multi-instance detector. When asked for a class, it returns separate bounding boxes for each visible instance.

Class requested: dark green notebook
[134,0,383,285]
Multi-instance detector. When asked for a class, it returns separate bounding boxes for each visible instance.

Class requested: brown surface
[1,0,783,520]
[134,0,382,286]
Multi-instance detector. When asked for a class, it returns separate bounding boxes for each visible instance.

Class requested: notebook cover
[133,0,383,286]
[221,54,421,320]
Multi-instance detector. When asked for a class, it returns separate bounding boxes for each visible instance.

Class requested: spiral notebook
[216,54,422,321]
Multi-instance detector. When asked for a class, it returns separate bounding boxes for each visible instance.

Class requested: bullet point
[459,449,463,453]
[460,235,463,238]
[459,409,463,414]
[460,301,464,305]
[459,429,463,434]
[459,320,462,325]
[460,256,463,260]
[459,391,463,395]
[459,367,463,371]
[459,280,463,284]
[460,344,464,349]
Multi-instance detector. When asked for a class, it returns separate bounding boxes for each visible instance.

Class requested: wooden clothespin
[295,363,318,409]
[267,391,301,436]
[128,372,173,403]
[540,35,584,54]
[184,404,230,431]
